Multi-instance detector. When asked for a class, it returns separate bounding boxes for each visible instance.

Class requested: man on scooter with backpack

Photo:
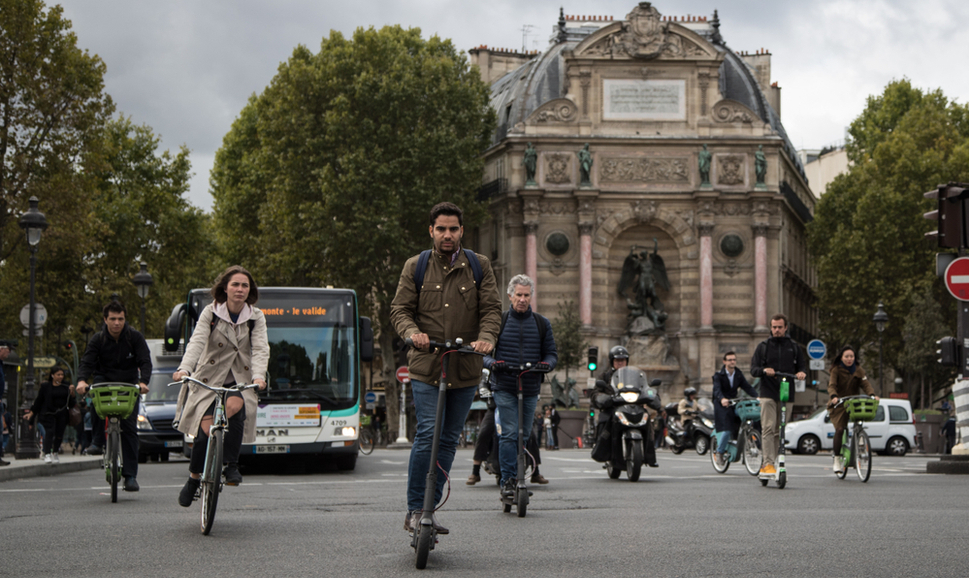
[483,274,557,499]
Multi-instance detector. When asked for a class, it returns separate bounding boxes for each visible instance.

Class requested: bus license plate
[254,445,289,454]
[164,440,183,448]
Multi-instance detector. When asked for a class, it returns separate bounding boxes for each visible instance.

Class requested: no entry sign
[396,366,410,383]
[944,256,969,301]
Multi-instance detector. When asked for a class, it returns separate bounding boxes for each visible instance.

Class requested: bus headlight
[335,426,356,437]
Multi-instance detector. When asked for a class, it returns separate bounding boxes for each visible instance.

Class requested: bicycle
[710,398,762,476]
[832,395,878,483]
[89,382,140,503]
[169,376,260,535]
[359,414,375,455]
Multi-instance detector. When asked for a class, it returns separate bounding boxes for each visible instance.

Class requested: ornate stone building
[468,3,817,397]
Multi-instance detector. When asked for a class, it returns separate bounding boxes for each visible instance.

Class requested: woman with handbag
[26,367,76,463]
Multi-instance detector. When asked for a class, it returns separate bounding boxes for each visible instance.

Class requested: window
[888,405,909,422]
[874,406,885,422]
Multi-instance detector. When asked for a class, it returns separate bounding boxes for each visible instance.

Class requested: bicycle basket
[90,385,139,419]
[845,398,878,422]
[735,399,761,421]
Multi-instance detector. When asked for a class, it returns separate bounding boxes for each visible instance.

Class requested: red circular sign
[945,256,969,301]
[396,366,410,383]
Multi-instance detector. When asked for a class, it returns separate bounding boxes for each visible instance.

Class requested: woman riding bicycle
[174,265,268,506]
[827,345,877,472]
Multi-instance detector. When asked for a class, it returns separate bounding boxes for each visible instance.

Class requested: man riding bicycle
[712,351,759,467]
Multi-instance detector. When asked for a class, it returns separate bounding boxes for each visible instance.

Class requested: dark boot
[179,477,201,507]
[223,407,245,486]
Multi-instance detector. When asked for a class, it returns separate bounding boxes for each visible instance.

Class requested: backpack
[413,249,483,300]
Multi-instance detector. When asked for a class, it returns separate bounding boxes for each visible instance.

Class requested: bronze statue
[617,238,670,331]
[698,144,711,185]
[577,143,593,186]
[755,145,767,185]
[523,142,538,185]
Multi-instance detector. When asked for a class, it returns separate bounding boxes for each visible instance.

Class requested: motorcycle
[590,367,663,482]
[665,397,715,455]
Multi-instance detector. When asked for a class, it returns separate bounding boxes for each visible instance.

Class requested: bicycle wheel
[854,429,872,483]
[109,427,121,503]
[711,436,730,474]
[359,429,374,455]
[742,429,762,476]
[201,429,223,535]
[415,524,433,569]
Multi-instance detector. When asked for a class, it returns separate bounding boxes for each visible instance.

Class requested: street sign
[26,356,57,369]
[809,359,825,371]
[19,303,48,328]
[944,256,968,301]
[807,339,826,360]
[396,366,410,383]
[364,391,378,403]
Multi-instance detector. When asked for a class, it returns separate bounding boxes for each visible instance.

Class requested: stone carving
[550,375,579,409]
[523,198,540,214]
[712,100,757,123]
[697,222,715,237]
[755,145,767,186]
[698,144,711,186]
[523,143,537,186]
[600,157,689,183]
[539,201,571,215]
[546,153,571,184]
[532,99,578,123]
[631,200,658,224]
[617,238,670,332]
[578,143,593,186]
[717,155,744,185]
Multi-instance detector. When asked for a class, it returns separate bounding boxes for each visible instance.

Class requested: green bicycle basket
[845,398,878,422]
[90,385,140,419]
[735,399,762,421]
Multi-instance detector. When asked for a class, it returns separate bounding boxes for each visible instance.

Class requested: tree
[550,300,587,384]
[898,288,956,409]
[210,26,496,438]
[807,79,968,377]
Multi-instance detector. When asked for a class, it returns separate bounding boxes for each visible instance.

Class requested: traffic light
[936,336,959,367]
[924,183,968,249]
[63,341,73,351]
[587,346,598,372]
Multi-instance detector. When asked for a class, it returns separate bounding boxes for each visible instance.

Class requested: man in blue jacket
[712,351,759,466]
[484,274,558,496]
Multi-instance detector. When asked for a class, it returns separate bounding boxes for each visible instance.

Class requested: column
[524,222,538,310]
[698,223,714,330]
[753,224,768,331]
[579,223,593,326]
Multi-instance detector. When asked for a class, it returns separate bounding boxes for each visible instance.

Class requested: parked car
[137,340,184,463]
[784,398,917,456]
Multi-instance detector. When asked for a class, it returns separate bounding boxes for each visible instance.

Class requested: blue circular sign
[364,391,378,403]
[807,339,826,360]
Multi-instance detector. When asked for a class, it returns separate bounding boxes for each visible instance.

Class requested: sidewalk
[0,452,102,483]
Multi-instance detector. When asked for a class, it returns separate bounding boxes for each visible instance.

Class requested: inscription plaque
[603,79,686,121]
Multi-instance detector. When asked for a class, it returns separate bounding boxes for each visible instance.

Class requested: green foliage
[550,300,587,382]
[807,79,968,381]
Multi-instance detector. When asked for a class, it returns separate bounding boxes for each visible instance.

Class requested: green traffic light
[587,361,597,371]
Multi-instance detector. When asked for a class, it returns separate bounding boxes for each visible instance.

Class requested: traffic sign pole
[394,365,410,445]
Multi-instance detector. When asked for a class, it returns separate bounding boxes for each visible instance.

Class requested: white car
[784,398,917,456]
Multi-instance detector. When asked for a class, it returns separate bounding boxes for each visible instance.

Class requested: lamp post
[132,262,153,335]
[16,196,48,459]
[873,301,888,397]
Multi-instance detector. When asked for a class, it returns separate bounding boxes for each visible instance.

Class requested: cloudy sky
[56,0,969,211]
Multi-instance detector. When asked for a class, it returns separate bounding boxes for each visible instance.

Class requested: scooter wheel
[415,525,433,569]
[777,470,787,489]
[516,490,528,518]
[760,477,769,486]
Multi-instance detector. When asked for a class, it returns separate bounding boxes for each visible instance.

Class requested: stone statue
[550,375,579,408]
[755,144,767,186]
[523,142,538,186]
[577,143,593,187]
[617,238,670,331]
[698,144,711,186]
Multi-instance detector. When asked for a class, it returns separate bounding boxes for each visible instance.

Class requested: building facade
[469,3,817,397]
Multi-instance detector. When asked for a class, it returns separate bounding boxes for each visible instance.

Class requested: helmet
[608,345,630,365]
[684,387,697,398]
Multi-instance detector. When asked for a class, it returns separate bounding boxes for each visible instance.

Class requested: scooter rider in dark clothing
[594,346,630,438]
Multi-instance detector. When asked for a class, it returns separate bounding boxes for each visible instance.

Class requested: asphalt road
[1,449,966,578]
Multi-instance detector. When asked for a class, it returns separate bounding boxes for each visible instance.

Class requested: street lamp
[132,262,153,335]
[873,301,889,397]
[16,196,47,459]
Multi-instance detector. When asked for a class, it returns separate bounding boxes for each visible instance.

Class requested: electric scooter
[499,363,549,518]
[759,372,800,489]
[405,337,483,570]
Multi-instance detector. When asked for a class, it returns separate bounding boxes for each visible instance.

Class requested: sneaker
[52,453,60,464]
[85,445,103,456]
[44,454,52,464]
[833,455,843,472]
[530,474,549,484]
[123,477,140,492]
[760,464,776,475]
[224,463,243,486]
[179,477,201,507]
[466,474,481,485]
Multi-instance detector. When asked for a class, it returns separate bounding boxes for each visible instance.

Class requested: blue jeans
[493,390,538,485]
[407,380,476,513]
[716,430,732,454]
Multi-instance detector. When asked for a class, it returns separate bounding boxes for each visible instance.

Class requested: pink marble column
[753,225,768,330]
[698,224,714,329]
[579,223,593,326]
[525,222,538,310]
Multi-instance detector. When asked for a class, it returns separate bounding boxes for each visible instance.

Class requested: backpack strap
[497,310,548,355]
[210,317,256,342]
[414,249,483,301]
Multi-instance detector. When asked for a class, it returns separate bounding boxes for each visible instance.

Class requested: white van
[784,398,917,456]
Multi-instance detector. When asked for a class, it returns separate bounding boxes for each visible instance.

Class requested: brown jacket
[826,363,875,428]
[390,248,502,388]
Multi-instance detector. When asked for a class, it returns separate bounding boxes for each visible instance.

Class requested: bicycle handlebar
[167,375,261,394]
[89,382,141,390]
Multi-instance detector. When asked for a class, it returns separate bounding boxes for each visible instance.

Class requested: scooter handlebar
[404,337,480,355]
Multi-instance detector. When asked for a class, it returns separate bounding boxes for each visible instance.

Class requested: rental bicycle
[832,395,878,483]
[89,382,140,503]
[710,398,762,476]
[359,415,376,455]
[169,376,260,535]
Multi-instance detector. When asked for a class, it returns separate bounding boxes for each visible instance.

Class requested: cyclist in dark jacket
[712,351,759,466]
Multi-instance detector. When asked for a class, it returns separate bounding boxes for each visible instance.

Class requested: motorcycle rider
[590,367,662,468]
[599,345,630,383]
[712,351,759,466]
[677,387,700,443]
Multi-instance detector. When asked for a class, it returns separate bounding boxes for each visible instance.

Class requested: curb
[0,459,102,483]
[926,454,969,475]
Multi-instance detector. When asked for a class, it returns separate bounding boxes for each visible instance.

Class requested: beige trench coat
[174,303,269,443]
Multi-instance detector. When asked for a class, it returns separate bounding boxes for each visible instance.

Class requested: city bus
[163,287,374,470]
